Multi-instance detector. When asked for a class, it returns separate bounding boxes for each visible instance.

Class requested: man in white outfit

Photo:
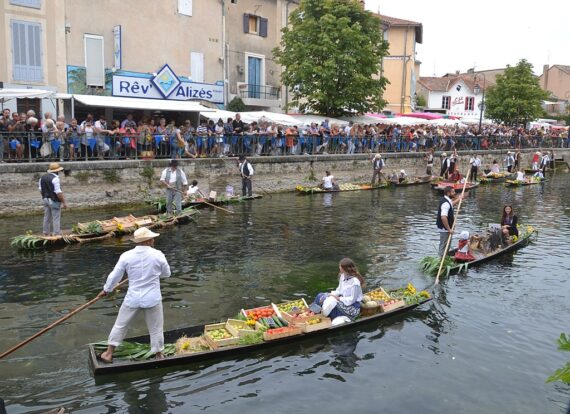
[98,227,171,363]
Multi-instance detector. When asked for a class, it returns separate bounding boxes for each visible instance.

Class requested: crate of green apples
[204,323,239,349]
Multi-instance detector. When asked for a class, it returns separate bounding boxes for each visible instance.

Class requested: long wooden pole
[168,186,235,214]
[0,278,129,360]
[435,166,472,285]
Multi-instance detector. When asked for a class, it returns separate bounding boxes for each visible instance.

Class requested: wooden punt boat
[88,297,431,375]
[186,194,262,207]
[388,176,432,187]
[10,208,198,250]
[421,226,536,276]
[295,182,388,194]
[431,181,479,193]
[504,178,546,187]
[478,172,514,184]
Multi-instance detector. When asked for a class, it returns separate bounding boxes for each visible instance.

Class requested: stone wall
[0,149,566,215]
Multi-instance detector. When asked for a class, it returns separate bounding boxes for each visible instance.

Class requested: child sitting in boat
[310,258,364,325]
[515,170,526,182]
[449,169,462,182]
[186,180,205,200]
[320,171,339,190]
[454,231,476,261]
[485,160,501,176]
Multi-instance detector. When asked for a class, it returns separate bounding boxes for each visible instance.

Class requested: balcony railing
[237,83,281,100]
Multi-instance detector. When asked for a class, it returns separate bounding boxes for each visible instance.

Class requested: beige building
[540,64,570,116]
[376,14,423,114]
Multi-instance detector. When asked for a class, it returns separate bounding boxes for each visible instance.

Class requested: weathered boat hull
[88,298,431,375]
[295,183,388,194]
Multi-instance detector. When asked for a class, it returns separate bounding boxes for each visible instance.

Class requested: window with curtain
[84,34,105,87]
[11,20,43,82]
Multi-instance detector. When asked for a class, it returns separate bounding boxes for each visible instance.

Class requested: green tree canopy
[273,0,389,117]
[484,59,548,126]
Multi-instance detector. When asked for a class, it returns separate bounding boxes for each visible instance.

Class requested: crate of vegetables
[380,298,405,313]
[279,307,319,326]
[271,298,309,318]
[299,315,332,333]
[262,326,302,341]
[241,305,275,322]
[203,323,239,349]
[361,287,391,316]
[226,319,256,339]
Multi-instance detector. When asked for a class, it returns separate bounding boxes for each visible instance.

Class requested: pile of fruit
[306,316,325,325]
[366,289,390,302]
[206,327,234,341]
[276,299,307,313]
[265,327,299,336]
[244,306,275,322]
[338,183,362,191]
[290,309,316,319]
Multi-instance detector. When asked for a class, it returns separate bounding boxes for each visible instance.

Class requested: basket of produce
[174,335,211,355]
[299,315,332,333]
[262,326,302,341]
[360,287,391,316]
[226,319,256,339]
[204,323,239,349]
[272,298,309,318]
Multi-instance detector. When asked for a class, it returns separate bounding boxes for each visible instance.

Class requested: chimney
[543,64,549,90]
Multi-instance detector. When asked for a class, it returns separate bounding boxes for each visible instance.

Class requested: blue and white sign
[112,65,224,104]
[113,25,122,70]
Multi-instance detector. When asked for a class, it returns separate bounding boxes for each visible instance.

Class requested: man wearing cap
[440,152,451,179]
[238,155,254,197]
[160,159,188,215]
[371,153,386,186]
[39,163,67,235]
[98,227,171,363]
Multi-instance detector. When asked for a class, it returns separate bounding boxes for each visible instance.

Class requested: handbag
[40,141,52,157]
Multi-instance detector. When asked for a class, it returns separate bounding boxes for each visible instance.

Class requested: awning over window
[72,94,214,112]
[0,88,55,101]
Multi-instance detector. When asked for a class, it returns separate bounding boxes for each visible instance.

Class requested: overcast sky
[365,0,570,77]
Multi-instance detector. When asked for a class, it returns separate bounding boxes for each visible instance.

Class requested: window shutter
[464,98,468,111]
[259,18,268,37]
[243,14,250,33]
[11,20,43,82]
[85,35,105,87]
[190,51,204,83]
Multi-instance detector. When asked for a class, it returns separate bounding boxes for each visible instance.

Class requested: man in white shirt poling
[160,159,188,215]
[98,227,171,363]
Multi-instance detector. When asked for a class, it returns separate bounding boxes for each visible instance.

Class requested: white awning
[201,110,299,126]
[72,94,214,112]
[288,114,348,127]
[0,88,55,101]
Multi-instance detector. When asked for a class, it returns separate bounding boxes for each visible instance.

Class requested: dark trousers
[471,166,478,182]
[242,177,252,197]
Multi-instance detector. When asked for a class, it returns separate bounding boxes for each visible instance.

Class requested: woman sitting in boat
[533,169,545,180]
[454,231,476,262]
[320,171,339,190]
[311,258,364,324]
[398,169,408,183]
[515,170,526,182]
[448,169,462,182]
[501,205,519,240]
[485,160,501,176]
[388,171,399,184]
[186,180,205,200]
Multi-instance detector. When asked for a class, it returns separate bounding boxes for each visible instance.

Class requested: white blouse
[331,273,363,307]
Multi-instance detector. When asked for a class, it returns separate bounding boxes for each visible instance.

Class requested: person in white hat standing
[504,151,515,173]
[371,153,386,185]
[38,162,67,235]
[98,227,171,363]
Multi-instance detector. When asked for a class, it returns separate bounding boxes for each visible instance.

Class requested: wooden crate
[271,298,309,318]
[380,299,406,313]
[203,322,239,349]
[364,287,391,302]
[240,305,275,319]
[226,319,256,338]
[262,326,302,341]
[280,309,316,326]
[300,316,332,333]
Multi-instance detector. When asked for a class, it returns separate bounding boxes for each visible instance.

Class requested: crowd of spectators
[0,109,568,163]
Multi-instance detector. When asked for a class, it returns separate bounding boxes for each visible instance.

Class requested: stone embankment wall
[0,149,566,215]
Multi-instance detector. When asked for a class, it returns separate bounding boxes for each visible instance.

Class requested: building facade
[539,64,570,116]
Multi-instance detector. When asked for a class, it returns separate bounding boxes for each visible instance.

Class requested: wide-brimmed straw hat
[374,153,381,159]
[441,152,447,157]
[133,227,160,243]
[47,162,64,173]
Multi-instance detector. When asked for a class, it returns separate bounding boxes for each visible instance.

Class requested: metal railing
[0,131,568,163]
[237,84,281,100]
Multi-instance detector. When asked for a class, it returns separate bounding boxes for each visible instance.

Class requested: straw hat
[441,152,447,157]
[400,169,406,174]
[47,162,64,173]
[459,230,470,240]
[133,227,160,243]
[374,153,381,159]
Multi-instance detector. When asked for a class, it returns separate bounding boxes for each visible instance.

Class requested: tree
[227,97,247,112]
[273,0,389,117]
[484,59,548,126]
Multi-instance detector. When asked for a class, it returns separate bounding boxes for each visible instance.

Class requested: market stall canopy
[375,116,428,126]
[0,88,55,101]
[202,110,299,126]
[398,112,442,120]
[340,114,388,124]
[72,94,214,112]
[460,117,493,125]
[288,114,348,127]
[428,118,468,127]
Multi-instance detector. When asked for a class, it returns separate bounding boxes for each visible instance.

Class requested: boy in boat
[186,180,205,200]
[454,231,476,262]
[98,228,171,363]
[320,171,339,190]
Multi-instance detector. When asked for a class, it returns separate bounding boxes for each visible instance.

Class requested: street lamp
[473,73,486,135]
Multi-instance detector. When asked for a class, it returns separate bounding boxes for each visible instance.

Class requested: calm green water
[0,177,569,413]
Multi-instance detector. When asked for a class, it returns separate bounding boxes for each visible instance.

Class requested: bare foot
[99,351,113,363]
[155,352,165,360]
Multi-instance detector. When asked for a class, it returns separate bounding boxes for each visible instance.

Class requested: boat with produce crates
[478,172,514,184]
[10,208,199,250]
[388,175,432,187]
[504,178,546,187]
[431,181,479,193]
[295,182,388,194]
[88,289,431,375]
[149,193,262,212]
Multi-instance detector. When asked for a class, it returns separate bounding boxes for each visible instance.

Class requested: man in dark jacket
[39,163,68,235]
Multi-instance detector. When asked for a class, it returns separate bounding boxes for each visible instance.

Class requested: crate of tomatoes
[262,326,302,341]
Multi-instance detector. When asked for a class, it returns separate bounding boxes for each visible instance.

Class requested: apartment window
[442,96,450,110]
[177,0,192,16]
[10,0,41,9]
[11,20,43,82]
[84,34,104,87]
[190,52,204,83]
[243,14,268,37]
[465,97,475,111]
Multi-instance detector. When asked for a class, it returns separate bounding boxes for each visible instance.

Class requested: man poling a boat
[39,163,68,236]
[440,152,451,179]
[436,186,463,257]
[238,155,254,197]
[371,153,387,185]
[160,159,188,215]
[97,227,171,363]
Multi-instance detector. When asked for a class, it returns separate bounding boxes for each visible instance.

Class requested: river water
[0,177,569,413]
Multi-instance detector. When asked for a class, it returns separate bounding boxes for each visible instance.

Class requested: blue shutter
[259,18,268,38]
[243,14,250,33]
[10,0,41,8]
[11,20,43,82]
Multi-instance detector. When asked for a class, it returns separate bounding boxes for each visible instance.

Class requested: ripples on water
[0,178,569,413]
